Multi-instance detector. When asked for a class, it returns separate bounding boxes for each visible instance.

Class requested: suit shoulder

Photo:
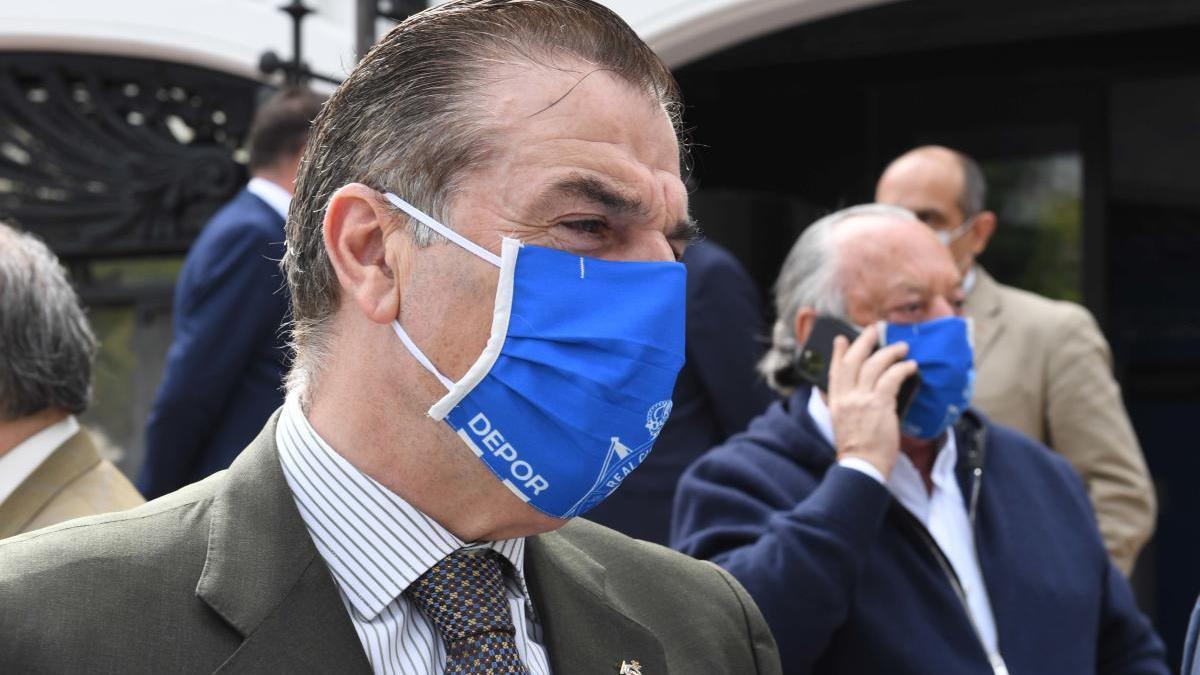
[22,459,145,532]
[556,520,758,616]
[562,518,724,577]
[994,282,1095,329]
[191,191,284,249]
[555,520,779,670]
[986,422,1089,503]
[0,473,220,588]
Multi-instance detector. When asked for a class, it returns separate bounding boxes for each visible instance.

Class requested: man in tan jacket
[876,146,1155,574]
[0,222,143,539]
[878,144,1156,569]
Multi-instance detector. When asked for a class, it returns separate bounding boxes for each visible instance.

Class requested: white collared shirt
[964,266,979,295]
[246,176,292,220]
[276,397,552,675]
[0,415,79,506]
[810,392,1001,660]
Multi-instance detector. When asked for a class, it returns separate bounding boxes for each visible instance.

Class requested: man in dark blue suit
[138,88,324,499]
[586,240,775,545]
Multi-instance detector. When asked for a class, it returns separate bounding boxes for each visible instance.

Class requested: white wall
[0,0,359,82]
[605,0,898,67]
[0,0,900,79]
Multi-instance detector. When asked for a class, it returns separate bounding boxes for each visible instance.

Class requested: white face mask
[934,214,977,246]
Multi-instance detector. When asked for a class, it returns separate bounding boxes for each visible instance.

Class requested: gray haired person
[0,222,143,539]
[0,2,780,673]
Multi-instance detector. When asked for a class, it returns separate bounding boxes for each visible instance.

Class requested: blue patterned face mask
[383,193,686,519]
[880,317,975,440]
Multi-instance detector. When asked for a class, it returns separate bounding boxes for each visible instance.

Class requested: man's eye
[560,219,608,236]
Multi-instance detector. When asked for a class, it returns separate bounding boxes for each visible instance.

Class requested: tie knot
[405,549,516,643]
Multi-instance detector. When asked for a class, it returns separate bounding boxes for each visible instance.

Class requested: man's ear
[968,210,997,256]
[323,183,402,325]
[793,307,817,347]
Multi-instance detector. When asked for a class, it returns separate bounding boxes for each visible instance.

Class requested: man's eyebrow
[538,174,649,217]
[669,217,703,245]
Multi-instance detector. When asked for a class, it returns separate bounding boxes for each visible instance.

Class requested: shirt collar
[806,389,957,481]
[275,396,530,620]
[246,177,292,220]
[0,415,79,506]
[806,389,836,450]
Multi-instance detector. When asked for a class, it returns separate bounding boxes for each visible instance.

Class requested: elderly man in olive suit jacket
[877,146,1156,574]
[0,223,143,540]
[0,3,781,673]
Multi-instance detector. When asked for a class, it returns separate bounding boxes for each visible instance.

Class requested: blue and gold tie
[406,549,531,674]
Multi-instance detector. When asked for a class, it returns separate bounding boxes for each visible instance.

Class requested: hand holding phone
[793,316,921,417]
[793,317,921,479]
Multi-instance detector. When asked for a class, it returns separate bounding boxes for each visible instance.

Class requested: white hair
[759,203,918,395]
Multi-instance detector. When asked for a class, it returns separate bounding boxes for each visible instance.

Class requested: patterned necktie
[406,549,531,675]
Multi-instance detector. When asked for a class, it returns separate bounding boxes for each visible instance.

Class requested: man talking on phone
[672,204,1167,675]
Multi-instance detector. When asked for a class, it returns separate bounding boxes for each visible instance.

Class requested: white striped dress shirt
[276,396,553,675]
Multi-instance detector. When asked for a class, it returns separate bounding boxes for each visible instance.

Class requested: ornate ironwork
[357,0,427,60]
[0,53,259,258]
[260,0,342,86]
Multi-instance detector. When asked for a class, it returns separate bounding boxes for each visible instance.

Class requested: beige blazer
[0,428,144,539]
[0,411,781,673]
[965,266,1155,574]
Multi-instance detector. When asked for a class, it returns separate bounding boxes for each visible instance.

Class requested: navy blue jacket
[672,386,1167,675]
[138,188,290,499]
[586,241,774,544]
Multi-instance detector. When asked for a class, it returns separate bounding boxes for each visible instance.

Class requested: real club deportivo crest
[645,400,672,439]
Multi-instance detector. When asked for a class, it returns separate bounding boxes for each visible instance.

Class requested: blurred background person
[0,222,143,538]
[137,87,324,500]
[673,205,1166,675]
[876,145,1155,575]
[586,239,775,545]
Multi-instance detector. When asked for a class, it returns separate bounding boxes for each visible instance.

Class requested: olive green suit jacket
[0,413,780,674]
[965,266,1155,574]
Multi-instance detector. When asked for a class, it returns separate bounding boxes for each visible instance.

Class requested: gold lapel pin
[618,660,643,675]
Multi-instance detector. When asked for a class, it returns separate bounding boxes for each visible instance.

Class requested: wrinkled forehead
[477,59,680,172]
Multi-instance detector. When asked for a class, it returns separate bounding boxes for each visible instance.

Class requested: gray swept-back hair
[759,203,918,395]
[281,0,682,407]
[0,222,98,420]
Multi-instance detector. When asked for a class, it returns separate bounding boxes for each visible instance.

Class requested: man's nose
[930,296,957,319]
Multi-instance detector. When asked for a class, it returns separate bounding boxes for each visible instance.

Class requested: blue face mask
[383,193,686,519]
[881,317,975,440]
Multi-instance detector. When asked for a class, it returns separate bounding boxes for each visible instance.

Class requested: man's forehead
[837,217,956,278]
[482,62,678,165]
[881,152,963,199]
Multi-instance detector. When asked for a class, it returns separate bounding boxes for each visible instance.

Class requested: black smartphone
[793,315,921,417]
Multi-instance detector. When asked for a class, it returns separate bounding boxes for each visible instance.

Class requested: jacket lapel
[0,429,100,539]
[964,266,1005,366]
[197,411,370,673]
[526,526,667,675]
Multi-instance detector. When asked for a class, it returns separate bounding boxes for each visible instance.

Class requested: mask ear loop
[391,321,454,390]
[383,192,501,268]
[381,192,511,408]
